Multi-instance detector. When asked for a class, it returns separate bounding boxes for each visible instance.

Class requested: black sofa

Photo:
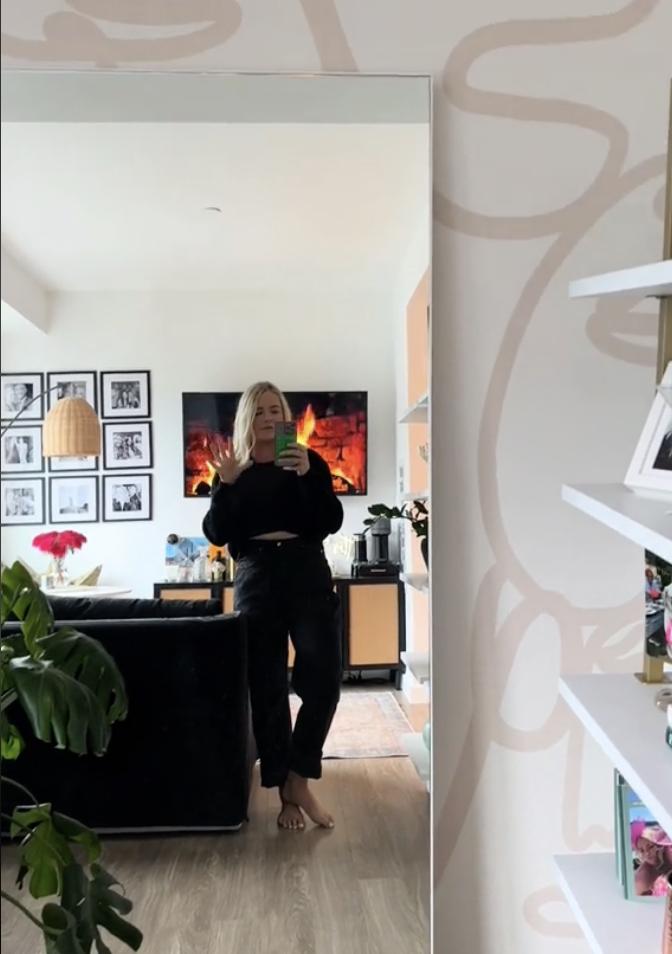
[2,596,253,834]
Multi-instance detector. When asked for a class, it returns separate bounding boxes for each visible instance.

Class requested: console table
[154,576,406,686]
[46,586,132,599]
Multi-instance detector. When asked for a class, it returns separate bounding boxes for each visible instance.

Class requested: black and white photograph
[48,454,98,473]
[625,361,672,495]
[47,371,97,411]
[1,426,44,475]
[1,372,44,422]
[49,475,99,524]
[103,421,153,470]
[0,477,45,526]
[101,370,151,419]
[103,473,152,522]
[653,429,672,471]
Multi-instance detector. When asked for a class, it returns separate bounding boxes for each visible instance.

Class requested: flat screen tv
[182,391,368,498]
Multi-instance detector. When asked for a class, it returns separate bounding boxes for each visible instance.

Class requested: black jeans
[234,538,342,789]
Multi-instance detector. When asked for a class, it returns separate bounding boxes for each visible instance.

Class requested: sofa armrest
[2,613,251,832]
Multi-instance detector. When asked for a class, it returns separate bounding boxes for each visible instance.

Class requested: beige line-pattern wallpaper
[2,2,670,951]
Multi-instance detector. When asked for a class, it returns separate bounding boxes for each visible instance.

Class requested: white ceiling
[0,122,429,292]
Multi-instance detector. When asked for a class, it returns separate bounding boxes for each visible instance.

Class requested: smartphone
[274,421,297,462]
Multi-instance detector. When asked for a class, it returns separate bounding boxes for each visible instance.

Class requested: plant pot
[420,534,428,569]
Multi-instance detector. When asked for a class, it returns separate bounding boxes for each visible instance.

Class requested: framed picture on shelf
[625,361,672,494]
[49,475,99,524]
[102,473,152,522]
[101,371,151,419]
[103,421,152,470]
[0,476,45,526]
[48,454,98,473]
[0,372,44,422]
[47,371,97,411]
[1,425,44,475]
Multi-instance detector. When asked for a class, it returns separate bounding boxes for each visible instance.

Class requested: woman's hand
[208,437,251,485]
[278,442,310,476]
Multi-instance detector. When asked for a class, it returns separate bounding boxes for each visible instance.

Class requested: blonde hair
[232,381,292,463]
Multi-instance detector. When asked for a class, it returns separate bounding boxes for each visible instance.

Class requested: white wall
[0,289,397,595]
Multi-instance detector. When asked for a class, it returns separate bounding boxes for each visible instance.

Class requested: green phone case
[274,423,297,460]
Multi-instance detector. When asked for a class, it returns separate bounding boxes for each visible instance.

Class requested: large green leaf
[50,812,102,864]
[7,806,143,953]
[1,640,15,691]
[11,804,76,898]
[42,904,85,954]
[1,562,128,728]
[38,628,128,724]
[1,716,25,759]
[8,656,112,756]
[57,863,143,953]
[11,805,102,899]
[1,560,54,653]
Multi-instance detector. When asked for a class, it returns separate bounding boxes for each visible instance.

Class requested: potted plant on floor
[1,560,143,953]
[364,499,429,568]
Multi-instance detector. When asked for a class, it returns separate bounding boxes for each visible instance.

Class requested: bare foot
[277,799,305,831]
[282,773,335,829]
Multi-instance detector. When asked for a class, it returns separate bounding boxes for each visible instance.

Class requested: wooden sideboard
[154,576,406,686]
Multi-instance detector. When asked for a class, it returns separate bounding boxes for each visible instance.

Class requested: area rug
[290,690,412,759]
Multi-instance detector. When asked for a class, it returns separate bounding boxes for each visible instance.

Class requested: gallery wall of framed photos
[0,369,154,528]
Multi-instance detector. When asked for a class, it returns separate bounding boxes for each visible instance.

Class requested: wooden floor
[1,739,429,954]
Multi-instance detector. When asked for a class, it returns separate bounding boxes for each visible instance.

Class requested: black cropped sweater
[201,449,344,560]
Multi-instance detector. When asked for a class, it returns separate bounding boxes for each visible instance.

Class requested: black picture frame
[102,421,153,471]
[1,425,45,475]
[100,370,151,420]
[47,370,98,412]
[48,455,98,473]
[102,473,152,522]
[0,476,46,526]
[1,372,45,422]
[48,475,99,525]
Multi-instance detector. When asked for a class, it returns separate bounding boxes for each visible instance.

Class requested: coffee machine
[351,517,400,578]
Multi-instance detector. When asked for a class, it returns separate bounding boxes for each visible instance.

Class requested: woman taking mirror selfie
[202,381,344,830]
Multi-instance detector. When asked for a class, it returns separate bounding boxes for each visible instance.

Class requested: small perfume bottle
[211,557,225,582]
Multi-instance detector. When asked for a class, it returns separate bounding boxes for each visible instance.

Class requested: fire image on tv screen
[182,391,368,497]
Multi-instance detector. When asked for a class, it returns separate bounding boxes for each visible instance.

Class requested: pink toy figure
[631,819,672,896]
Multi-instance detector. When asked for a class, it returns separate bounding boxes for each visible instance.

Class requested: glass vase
[52,558,69,589]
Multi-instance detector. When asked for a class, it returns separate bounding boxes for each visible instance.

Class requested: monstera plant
[365,499,429,567]
[0,560,142,953]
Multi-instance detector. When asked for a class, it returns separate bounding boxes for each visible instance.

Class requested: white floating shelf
[401,572,429,594]
[401,650,430,684]
[401,490,429,502]
[562,483,672,564]
[559,674,672,836]
[554,853,663,954]
[658,386,672,408]
[569,260,672,299]
[399,393,428,424]
[401,732,430,790]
